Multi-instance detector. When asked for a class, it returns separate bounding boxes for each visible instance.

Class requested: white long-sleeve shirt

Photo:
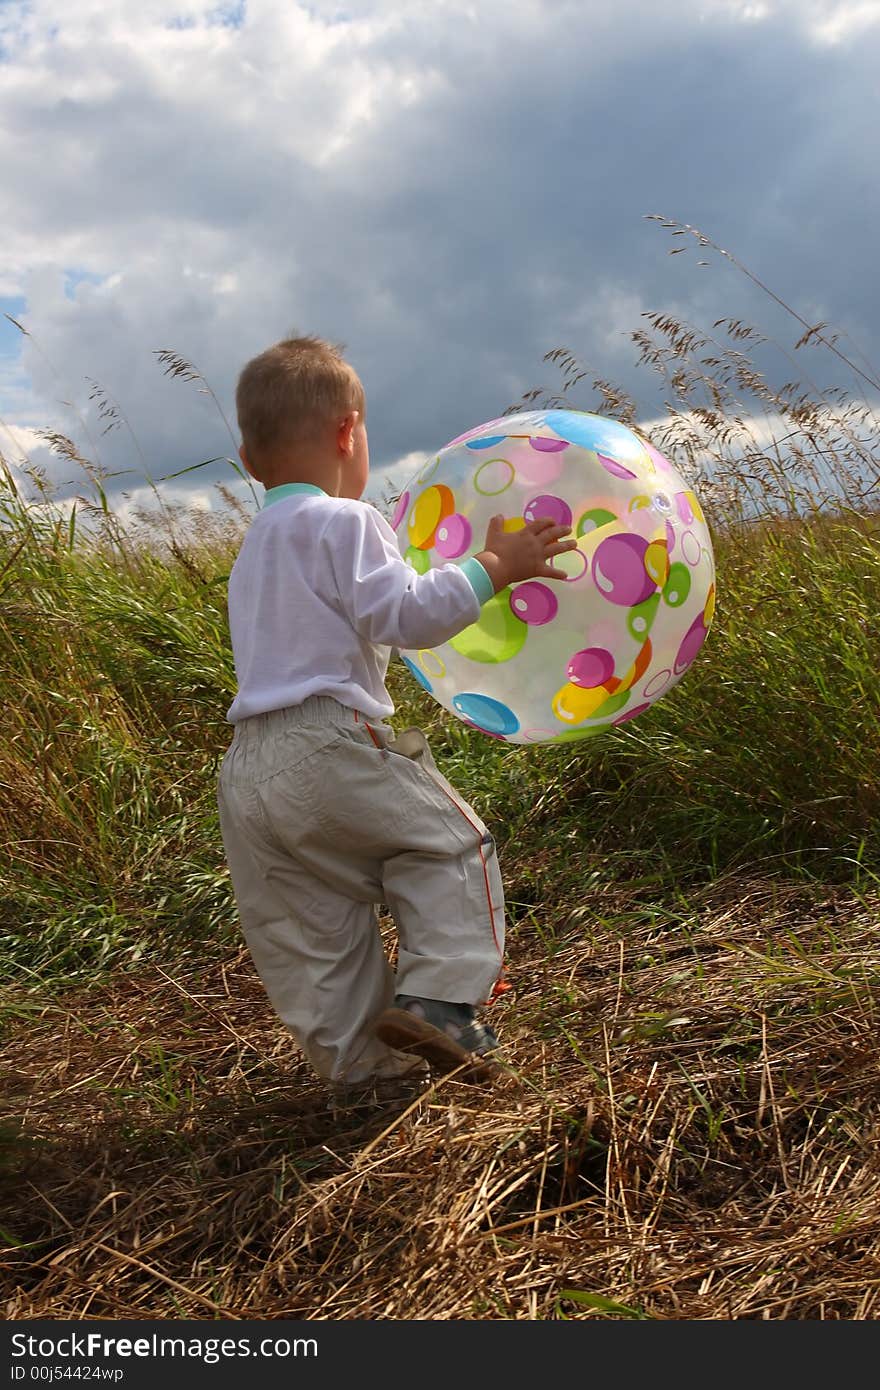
[225,483,494,723]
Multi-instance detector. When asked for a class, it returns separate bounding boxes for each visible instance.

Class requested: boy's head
[235,336,368,496]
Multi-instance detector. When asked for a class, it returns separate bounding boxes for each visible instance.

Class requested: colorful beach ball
[391,409,716,745]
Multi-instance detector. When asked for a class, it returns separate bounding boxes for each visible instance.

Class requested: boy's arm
[325,504,488,650]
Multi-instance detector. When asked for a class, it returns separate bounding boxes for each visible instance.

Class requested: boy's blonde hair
[235,335,365,465]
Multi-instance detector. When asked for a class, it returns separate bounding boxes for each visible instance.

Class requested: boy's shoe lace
[374,994,502,1084]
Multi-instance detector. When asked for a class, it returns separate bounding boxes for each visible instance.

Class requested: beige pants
[216,696,506,1084]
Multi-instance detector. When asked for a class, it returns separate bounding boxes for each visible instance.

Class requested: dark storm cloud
[2,0,878,512]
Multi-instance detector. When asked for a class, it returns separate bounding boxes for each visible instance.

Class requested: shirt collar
[262,483,328,508]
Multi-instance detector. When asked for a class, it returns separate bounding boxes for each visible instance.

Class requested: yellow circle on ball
[419,650,446,677]
[644,539,670,587]
[552,682,610,724]
[408,485,454,548]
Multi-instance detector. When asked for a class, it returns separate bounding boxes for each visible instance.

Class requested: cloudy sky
[2,0,879,526]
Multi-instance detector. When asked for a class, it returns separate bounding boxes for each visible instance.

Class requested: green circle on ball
[591,690,632,721]
[473,458,515,496]
[405,545,431,574]
[546,724,609,744]
[576,507,617,536]
[448,588,527,663]
[627,592,661,640]
[663,562,691,608]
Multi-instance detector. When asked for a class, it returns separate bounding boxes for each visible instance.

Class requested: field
[3,285,880,1319]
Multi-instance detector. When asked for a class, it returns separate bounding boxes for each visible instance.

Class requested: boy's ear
[337,411,359,456]
[238,443,256,479]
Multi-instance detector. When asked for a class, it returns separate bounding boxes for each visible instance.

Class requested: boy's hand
[474,514,579,593]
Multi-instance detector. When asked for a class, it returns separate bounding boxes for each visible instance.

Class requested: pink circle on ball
[509,581,558,626]
[644,439,674,473]
[516,451,566,486]
[643,668,672,700]
[674,615,708,674]
[391,490,410,531]
[567,647,614,688]
[434,512,472,558]
[523,494,572,528]
[598,453,638,480]
[681,530,701,566]
[613,702,651,725]
[592,533,655,607]
[627,507,658,540]
[529,437,569,452]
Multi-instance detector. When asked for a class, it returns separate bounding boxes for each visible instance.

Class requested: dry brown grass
[4,874,880,1321]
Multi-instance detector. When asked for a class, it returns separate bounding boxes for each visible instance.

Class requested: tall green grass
[0,469,241,983]
[2,465,879,990]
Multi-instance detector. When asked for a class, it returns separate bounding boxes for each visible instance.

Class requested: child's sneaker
[374,995,503,1084]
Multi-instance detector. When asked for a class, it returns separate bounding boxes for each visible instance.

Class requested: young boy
[217,335,575,1098]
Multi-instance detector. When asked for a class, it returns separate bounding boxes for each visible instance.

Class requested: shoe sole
[374,1008,502,1085]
